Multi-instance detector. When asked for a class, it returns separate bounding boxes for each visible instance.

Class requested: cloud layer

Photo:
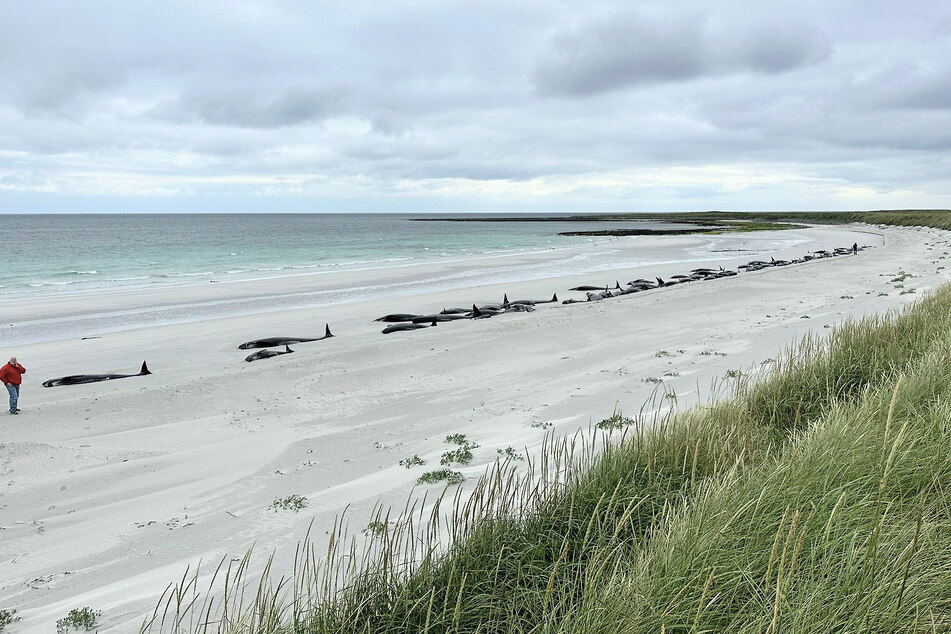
[1,0,949,212]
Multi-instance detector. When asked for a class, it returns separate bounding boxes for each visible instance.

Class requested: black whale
[43,362,152,388]
[238,324,333,349]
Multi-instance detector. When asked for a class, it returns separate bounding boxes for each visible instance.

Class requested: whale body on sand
[43,362,152,387]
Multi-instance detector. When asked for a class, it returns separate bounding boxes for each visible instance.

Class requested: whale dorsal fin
[552,293,557,302]
[324,323,333,338]
[285,345,292,352]
[140,361,151,375]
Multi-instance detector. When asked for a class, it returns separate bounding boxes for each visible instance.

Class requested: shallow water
[3,213,702,298]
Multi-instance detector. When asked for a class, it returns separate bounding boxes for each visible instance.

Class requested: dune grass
[143,284,951,634]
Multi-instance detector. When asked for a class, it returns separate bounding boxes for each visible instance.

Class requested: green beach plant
[416,469,464,485]
[56,607,100,632]
[0,609,19,632]
[269,494,307,513]
[444,433,479,448]
[440,446,474,466]
[398,455,425,468]
[497,446,525,461]
[595,409,634,430]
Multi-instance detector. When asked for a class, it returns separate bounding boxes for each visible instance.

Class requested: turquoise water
[2,213,693,298]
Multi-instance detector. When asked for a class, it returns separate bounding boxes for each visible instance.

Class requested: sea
[3,213,703,299]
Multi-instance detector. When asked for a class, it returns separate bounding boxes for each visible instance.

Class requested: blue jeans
[6,384,18,413]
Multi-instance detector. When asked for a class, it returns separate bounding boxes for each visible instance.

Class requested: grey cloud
[534,8,831,96]
[154,87,349,128]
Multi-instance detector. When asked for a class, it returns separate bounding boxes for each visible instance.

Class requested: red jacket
[0,362,25,385]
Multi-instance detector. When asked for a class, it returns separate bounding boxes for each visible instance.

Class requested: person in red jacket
[1,356,25,415]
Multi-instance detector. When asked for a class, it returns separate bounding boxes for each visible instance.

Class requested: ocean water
[3,213,696,299]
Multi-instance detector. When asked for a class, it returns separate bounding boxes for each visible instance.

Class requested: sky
[1,0,950,213]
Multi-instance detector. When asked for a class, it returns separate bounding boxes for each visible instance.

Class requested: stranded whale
[237,324,333,349]
[374,314,420,323]
[245,345,294,362]
[382,318,438,334]
[43,362,152,388]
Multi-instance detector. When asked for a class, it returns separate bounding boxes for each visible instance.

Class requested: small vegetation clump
[654,350,673,358]
[440,446,474,466]
[416,469,464,485]
[362,521,388,537]
[531,421,553,429]
[596,410,635,430]
[399,455,425,468]
[56,607,100,632]
[0,609,19,632]
[440,434,480,465]
[269,494,308,513]
[444,433,479,448]
[642,376,662,384]
[723,368,743,378]
[662,371,680,377]
[496,446,525,461]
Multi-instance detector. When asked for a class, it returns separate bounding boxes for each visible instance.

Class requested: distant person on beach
[852,242,858,255]
[1,356,25,415]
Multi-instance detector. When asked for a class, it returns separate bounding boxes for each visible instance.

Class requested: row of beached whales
[40,244,868,384]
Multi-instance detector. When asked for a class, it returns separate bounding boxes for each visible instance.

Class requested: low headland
[415,208,951,236]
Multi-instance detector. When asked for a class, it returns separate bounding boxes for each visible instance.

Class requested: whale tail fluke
[324,323,333,338]
[140,361,151,376]
[615,280,621,289]
[286,345,293,352]
[656,277,664,286]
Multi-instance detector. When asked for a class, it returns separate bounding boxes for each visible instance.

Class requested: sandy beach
[1,223,946,632]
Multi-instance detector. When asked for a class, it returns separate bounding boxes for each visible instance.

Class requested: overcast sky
[1,0,949,213]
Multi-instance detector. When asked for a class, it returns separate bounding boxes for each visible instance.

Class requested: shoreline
[1,223,944,632]
[2,229,813,345]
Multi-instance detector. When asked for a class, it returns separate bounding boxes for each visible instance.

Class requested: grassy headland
[413,209,951,237]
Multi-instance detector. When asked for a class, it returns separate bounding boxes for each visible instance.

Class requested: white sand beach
[1,223,947,632]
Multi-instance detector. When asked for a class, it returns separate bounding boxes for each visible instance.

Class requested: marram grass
[142,284,951,634]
